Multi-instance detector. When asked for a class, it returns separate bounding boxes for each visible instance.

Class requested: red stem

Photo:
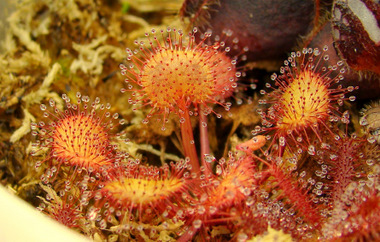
[180,109,200,173]
[199,105,212,175]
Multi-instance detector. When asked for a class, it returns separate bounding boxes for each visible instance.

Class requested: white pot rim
[0,185,90,242]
